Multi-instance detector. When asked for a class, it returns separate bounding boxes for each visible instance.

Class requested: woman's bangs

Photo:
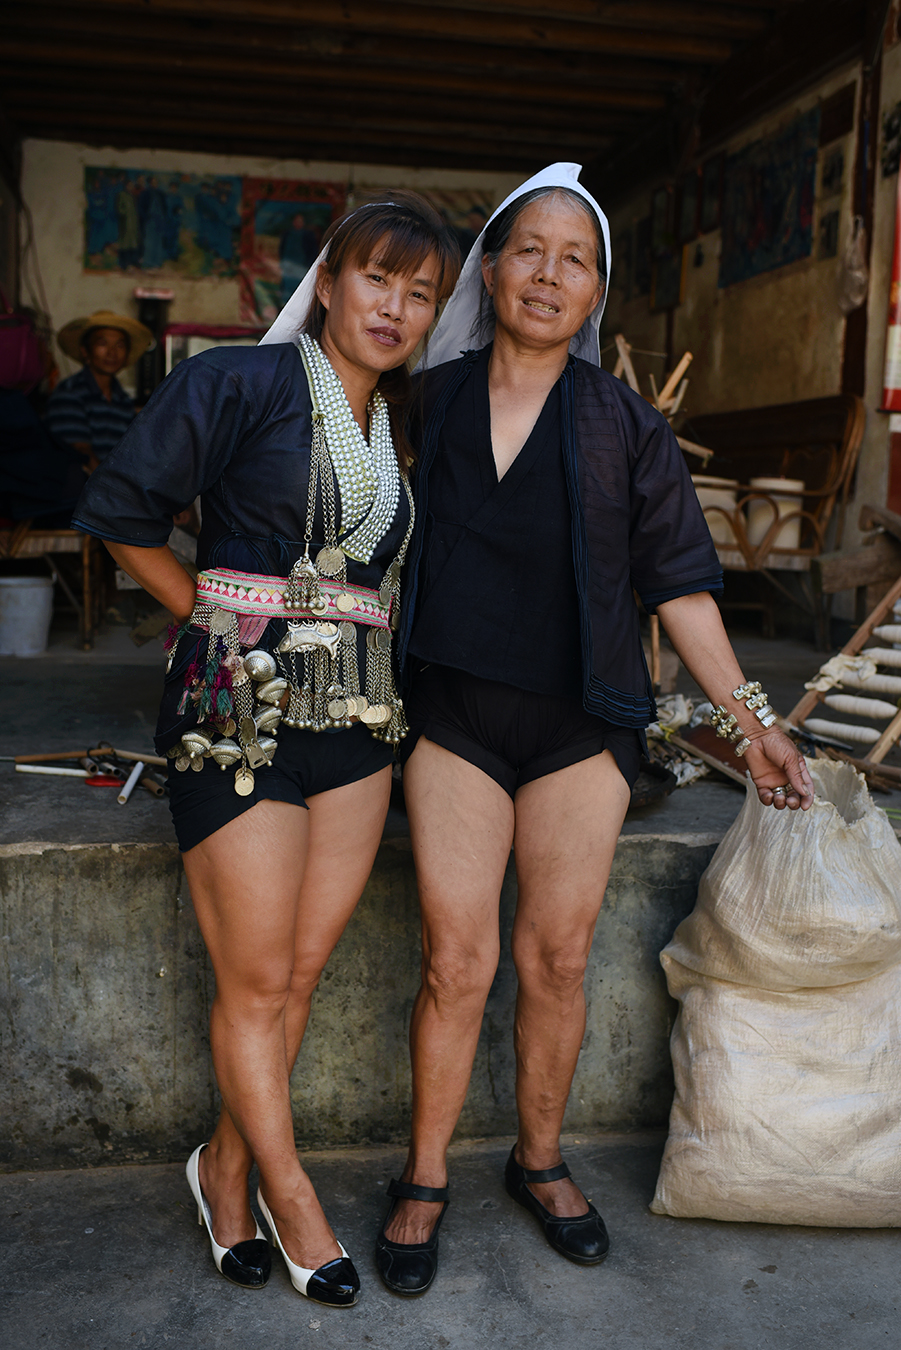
[348,221,457,300]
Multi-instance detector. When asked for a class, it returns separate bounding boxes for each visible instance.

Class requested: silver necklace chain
[298,333,400,563]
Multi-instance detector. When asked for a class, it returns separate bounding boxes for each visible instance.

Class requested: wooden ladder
[786,570,901,768]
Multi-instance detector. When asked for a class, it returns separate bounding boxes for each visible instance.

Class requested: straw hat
[58,310,154,365]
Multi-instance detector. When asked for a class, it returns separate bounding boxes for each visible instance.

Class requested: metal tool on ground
[6,743,169,802]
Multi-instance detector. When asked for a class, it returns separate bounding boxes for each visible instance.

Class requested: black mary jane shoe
[504,1148,609,1266]
[375,1179,450,1296]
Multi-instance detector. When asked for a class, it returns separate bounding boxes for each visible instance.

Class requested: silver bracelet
[732,681,777,729]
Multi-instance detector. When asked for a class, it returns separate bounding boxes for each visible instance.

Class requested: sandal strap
[387,1178,449,1204]
[521,1160,572,1184]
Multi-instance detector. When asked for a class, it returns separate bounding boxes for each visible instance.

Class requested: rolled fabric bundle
[824,694,899,720]
[836,670,901,695]
[871,625,901,643]
[863,647,901,668]
[804,718,880,744]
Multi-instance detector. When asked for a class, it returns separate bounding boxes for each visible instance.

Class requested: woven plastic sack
[651,759,901,1226]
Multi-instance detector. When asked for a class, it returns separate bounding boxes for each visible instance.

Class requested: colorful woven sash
[195,566,390,630]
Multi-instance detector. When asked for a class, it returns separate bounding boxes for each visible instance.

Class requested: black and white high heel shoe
[256,1188,361,1307]
[185,1144,271,1288]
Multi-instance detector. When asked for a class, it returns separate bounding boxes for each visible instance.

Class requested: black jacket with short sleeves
[398,350,722,729]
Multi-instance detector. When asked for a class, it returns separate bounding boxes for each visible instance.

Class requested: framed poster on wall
[239,178,346,324]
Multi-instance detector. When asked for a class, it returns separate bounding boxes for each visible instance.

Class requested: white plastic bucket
[692,476,739,545]
[0,576,54,656]
[746,476,805,550]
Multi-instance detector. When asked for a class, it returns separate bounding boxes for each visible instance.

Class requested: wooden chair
[0,521,101,649]
[683,394,866,646]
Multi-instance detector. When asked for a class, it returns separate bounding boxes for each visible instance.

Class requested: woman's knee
[213,960,295,1021]
[286,950,329,1003]
[513,940,589,998]
[422,942,498,1011]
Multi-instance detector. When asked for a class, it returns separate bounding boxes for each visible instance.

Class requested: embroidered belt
[195,566,391,630]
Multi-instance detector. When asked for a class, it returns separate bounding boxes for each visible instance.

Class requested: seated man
[0,388,88,527]
[45,309,152,469]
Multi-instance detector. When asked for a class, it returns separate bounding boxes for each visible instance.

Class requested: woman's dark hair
[304,192,461,467]
[475,186,606,344]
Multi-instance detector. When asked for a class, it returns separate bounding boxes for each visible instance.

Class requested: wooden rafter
[1,39,666,113]
[2,6,696,90]
[15,0,739,62]
[0,0,824,176]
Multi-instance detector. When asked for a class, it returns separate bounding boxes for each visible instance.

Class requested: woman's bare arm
[655,591,814,810]
[104,541,197,623]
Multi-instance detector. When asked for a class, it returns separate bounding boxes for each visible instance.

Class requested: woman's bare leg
[510,750,630,1215]
[383,738,514,1243]
[187,767,391,1268]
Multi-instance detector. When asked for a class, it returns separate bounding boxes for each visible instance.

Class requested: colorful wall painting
[353,186,495,262]
[718,109,820,288]
[238,178,346,325]
[83,167,242,276]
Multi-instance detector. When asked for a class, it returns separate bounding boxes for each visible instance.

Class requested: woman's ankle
[400,1157,448,1190]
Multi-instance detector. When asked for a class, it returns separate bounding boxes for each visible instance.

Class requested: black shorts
[167,723,394,853]
[400,664,643,798]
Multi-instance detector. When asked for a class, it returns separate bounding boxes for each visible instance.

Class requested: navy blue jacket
[398,351,722,730]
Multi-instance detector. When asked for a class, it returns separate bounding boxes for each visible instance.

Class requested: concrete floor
[1,1135,897,1350]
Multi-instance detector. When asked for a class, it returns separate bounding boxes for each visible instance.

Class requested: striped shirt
[45,367,136,462]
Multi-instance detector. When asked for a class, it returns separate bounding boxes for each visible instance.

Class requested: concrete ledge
[0,831,717,1171]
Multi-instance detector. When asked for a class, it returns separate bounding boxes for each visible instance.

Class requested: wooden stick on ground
[90,747,168,768]
[668,732,748,785]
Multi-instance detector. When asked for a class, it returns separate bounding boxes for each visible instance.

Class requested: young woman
[73,195,459,1307]
[375,164,813,1295]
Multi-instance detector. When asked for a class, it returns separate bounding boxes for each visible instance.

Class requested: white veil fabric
[416,161,611,373]
[258,202,398,349]
[258,245,327,348]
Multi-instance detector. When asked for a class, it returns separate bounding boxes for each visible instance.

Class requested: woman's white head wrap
[258,201,398,348]
[417,162,610,372]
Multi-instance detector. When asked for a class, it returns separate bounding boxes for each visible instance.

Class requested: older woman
[72,196,459,1307]
[375,164,813,1295]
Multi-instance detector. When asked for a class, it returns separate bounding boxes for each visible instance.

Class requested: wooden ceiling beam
[24,0,737,62]
[15,106,564,169]
[3,75,633,138]
[4,91,615,152]
[697,0,865,148]
[4,7,692,90]
[1,40,668,112]
[18,122,540,172]
[388,0,771,41]
[585,0,863,208]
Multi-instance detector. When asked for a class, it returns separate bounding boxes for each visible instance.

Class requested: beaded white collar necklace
[298,333,400,564]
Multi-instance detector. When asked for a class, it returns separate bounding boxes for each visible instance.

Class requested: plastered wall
[602,61,861,418]
[19,137,520,391]
[857,38,901,530]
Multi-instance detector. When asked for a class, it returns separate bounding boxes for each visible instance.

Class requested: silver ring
[772,786,787,796]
